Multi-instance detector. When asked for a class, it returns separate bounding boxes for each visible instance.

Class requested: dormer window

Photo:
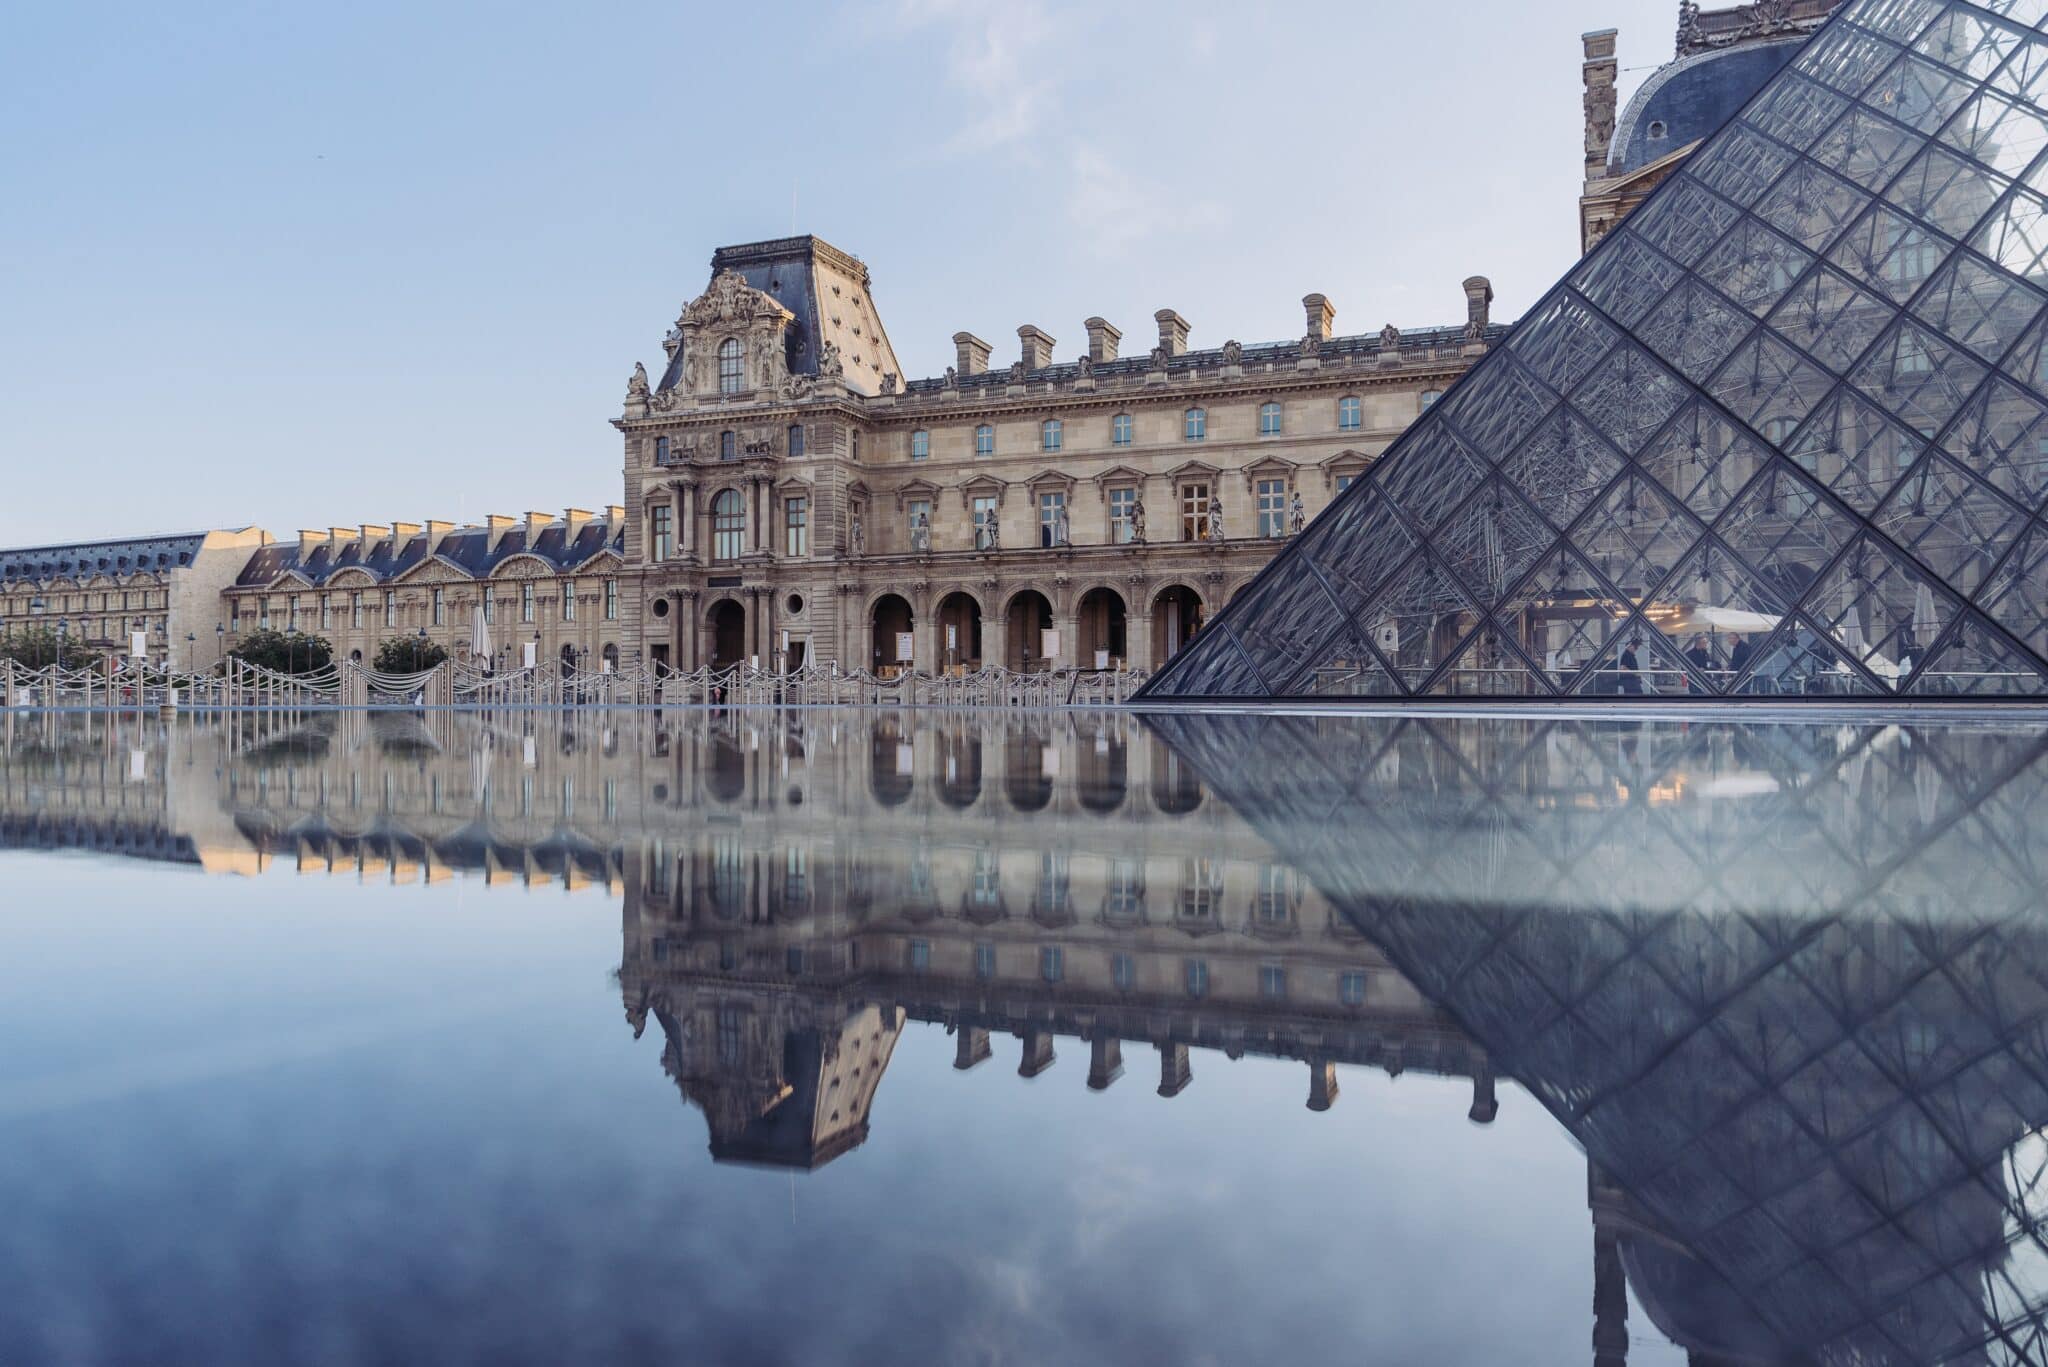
[1648,120,1668,141]
[717,338,743,394]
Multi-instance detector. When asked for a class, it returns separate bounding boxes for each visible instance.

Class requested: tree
[231,629,333,676]
[0,627,95,670]
[374,636,448,673]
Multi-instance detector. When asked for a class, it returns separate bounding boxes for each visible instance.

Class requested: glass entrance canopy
[1140,0,2048,702]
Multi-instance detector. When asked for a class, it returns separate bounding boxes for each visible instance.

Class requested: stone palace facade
[616,236,1505,676]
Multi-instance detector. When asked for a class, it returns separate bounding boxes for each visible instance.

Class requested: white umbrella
[1839,585,1867,659]
[1912,581,1938,651]
[470,605,493,666]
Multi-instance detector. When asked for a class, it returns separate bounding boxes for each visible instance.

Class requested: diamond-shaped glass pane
[1574,344,1689,454]
[1911,4,2027,78]
[1980,522,2048,657]
[1862,52,1981,133]
[1940,376,2048,511]
[1571,473,1701,603]
[1797,24,1904,96]
[1379,424,1492,534]
[1765,267,1899,372]
[1150,624,1265,698]
[1300,487,1419,621]
[1873,452,2029,592]
[1690,124,1800,203]
[1738,617,1890,695]
[1698,217,1819,316]
[1439,355,1560,460]
[1709,333,1837,436]
[1717,459,1859,603]
[1804,534,1957,685]
[1364,555,1483,689]
[1813,104,1929,189]
[1904,615,2048,694]
[1494,546,1635,692]
[1830,205,1958,300]
[1569,623,1703,698]
[1939,89,2048,179]
[1913,251,2047,361]
[1888,144,2012,238]
[1573,234,1687,327]
[1758,159,1875,253]
[1630,178,1745,267]
[1991,29,2048,108]
[1972,191,2048,285]
[1284,621,1402,697]
[1787,390,1928,512]
[1422,624,1550,698]
[1499,410,1627,531]
[1850,0,1945,45]
[1745,75,1854,153]
[1640,403,1773,521]
[1509,293,1622,393]
[1434,480,1556,608]
[1228,564,1355,693]
[1639,278,1757,381]
[1659,538,1797,693]
[1851,320,1990,434]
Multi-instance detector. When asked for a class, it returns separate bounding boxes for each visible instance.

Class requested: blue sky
[1,0,1679,547]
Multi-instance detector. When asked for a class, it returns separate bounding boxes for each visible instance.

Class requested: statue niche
[667,269,798,401]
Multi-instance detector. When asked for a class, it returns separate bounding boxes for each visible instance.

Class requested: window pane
[1637,277,1758,381]
[1363,555,1483,690]
[1502,410,1628,529]
[1573,233,1687,326]
[1940,376,2048,510]
[1573,343,1689,454]
[1785,389,1927,512]
[1764,267,1898,372]
[1508,293,1622,392]
[1441,354,1561,456]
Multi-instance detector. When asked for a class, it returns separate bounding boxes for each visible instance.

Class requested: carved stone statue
[1465,316,1487,344]
[753,331,778,383]
[1051,502,1070,548]
[1208,497,1226,542]
[850,510,865,556]
[911,510,930,553]
[1299,333,1320,360]
[1290,491,1306,535]
[1129,497,1146,544]
[978,507,1000,550]
[1379,322,1401,351]
[1008,360,1027,385]
[943,365,958,391]
[683,349,706,394]
[818,342,845,381]
[628,361,650,398]
[1221,339,1243,366]
[1150,345,1169,371]
[1076,353,1094,381]
[880,372,899,395]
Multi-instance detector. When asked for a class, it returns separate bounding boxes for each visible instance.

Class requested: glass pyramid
[1140,0,2048,702]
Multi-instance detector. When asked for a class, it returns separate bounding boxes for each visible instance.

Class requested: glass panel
[1688,124,1798,203]
[1433,480,1556,608]
[1756,158,1873,251]
[1572,234,1686,327]
[1812,104,1928,190]
[1744,75,1853,153]
[1796,24,1903,96]
[1990,32,2048,109]
[1872,452,2028,593]
[1573,342,1689,454]
[1439,355,1560,459]
[1972,190,2048,283]
[1861,53,1980,134]
[1852,320,1991,435]
[1715,460,1859,625]
[1847,0,1945,45]
[1912,250,2047,361]
[1285,621,1402,697]
[1422,624,1549,698]
[1569,622,1702,698]
[1378,425,1491,534]
[1786,390,1928,512]
[1152,625,1265,698]
[1903,615,2048,694]
[1498,411,1627,531]
[1696,216,1818,316]
[1939,90,2048,180]
[1494,545,1634,693]
[1734,617,1890,695]
[1886,144,2010,238]
[1627,178,1744,266]
[1300,487,1419,621]
[1638,278,1758,381]
[1639,402,1771,522]
[1999,304,2048,388]
[1230,566,1353,693]
[1910,5,2026,80]
[1803,534,1957,686]
[1979,521,2048,657]
[1764,266,1899,372]
[1829,204,1958,300]
[1654,538,1797,694]
[1939,376,2048,511]
[1363,555,1483,690]
[1570,472,1701,603]
[1707,333,1837,435]
[1508,293,1622,392]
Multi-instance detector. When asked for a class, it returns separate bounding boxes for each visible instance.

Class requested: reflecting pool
[5,708,2048,1364]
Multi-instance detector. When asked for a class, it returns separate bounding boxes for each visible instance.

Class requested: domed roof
[1608,36,1807,177]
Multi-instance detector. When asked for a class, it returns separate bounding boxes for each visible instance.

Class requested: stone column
[954,1026,991,1070]
[1307,1059,1340,1111]
[1053,614,1079,671]
[1128,591,1154,674]
[681,482,698,560]
[1018,1030,1056,1078]
[988,614,1009,672]
[751,478,765,555]
[1087,1036,1124,1091]
[1156,1042,1191,1097]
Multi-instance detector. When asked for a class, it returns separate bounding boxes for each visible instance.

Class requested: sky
[1,0,1682,548]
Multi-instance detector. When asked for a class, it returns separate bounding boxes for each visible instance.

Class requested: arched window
[975,424,995,456]
[1421,389,1444,411]
[1258,401,1282,435]
[1042,419,1063,451]
[717,338,743,394]
[1184,408,1207,440]
[720,430,737,460]
[911,429,930,460]
[1111,413,1133,446]
[1338,395,1363,430]
[712,489,745,562]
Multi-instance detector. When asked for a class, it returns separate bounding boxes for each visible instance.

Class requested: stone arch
[1150,584,1205,669]
[1075,585,1128,669]
[1004,588,1055,672]
[706,595,747,670]
[869,592,914,673]
[935,589,984,671]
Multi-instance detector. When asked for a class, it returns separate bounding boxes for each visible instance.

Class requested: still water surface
[3,708,2046,1365]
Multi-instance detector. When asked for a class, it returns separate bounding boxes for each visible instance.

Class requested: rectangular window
[907,497,932,550]
[320,596,332,631]
[1109,487,1137,544]
[604,579,618,621]
[1340,971,1368,1006]
[908,939,931,973]
[788,423,805,458]
[1038,491,1066,547]
[1260,965,1287,1000]
[1180,483,1211,542]
[383,590,396,628]
[974,942,996,980]
[562,584,575,621]
[521,583,536,623]
[288,594,301,630]
[1335,473,1356,494]
[1257,479,1287,537]
[911,430,930,460]
[1338,395,1363,430]
[975,425,994,456]
[650,505,673,562]
[1112,953,1136,991]
[974,495,998,549]
[784,496,809,557]
[654,435,669,464]
[1184,959,1209,999]
[1112,413,1133,446]
[484,593,495,624]
[432,588,445,626]
[1040,946,1063,984]
[351,592,363,628]
[1042,419,1062,451]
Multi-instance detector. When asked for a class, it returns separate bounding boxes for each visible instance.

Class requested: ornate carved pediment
[670,270,797,400]
[894,477,942,510]
[681,270,781,329]
[958,473,1007,509]
[1091,465,1147,499]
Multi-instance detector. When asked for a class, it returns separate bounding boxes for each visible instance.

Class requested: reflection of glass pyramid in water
[1140,0,2048,702]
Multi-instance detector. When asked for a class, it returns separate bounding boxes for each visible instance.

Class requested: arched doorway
[936,592,983,673]
[1077,588,1127,669]
[708,598,746,669]
[1006,590,1054,672]
[871,594,914,674]
[559,642,575,678]
[937,729,983,809]
[1151,585,1204,668]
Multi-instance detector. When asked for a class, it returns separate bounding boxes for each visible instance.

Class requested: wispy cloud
[1064,143,1227,258]
[890,0,1060,154]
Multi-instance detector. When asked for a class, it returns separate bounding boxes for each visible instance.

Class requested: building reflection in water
[12,705,2048,1362]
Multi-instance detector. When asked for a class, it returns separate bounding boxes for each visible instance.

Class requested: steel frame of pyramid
[1140,0,2048,703]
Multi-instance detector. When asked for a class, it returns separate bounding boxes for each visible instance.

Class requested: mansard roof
[233,516,624,589]
[1141,0,2048,705]
[0,531,206,585]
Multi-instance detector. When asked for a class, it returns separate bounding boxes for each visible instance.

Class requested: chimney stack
[604,504,625,524]
[953,331,992,376]
[359,524,391,550]
[563,507,594,539]
[1017,325,1055,371]
[486,514,517,553]
[391,521,422,544]
[1303,294,1336,343]
[1154,309,1190,357]
[1084,317,1121,362]
[297,529,329,558]
[524,511,553,547]
[424,520,455,545]
[1464,276,1494,331]
[327,526,360,551]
